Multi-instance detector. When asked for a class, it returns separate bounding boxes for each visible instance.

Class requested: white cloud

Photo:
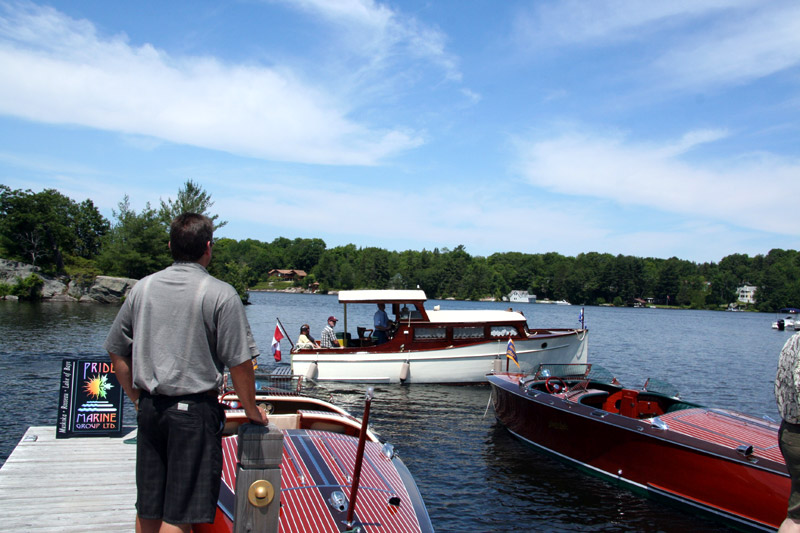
[514,0,742,48]
[515,127,798,236]
[514,0,800,92]
[212,171,785,263]
[219,178,607,256]
[281,0,461,82]
[652,4,800,90]
[0,2,423,165]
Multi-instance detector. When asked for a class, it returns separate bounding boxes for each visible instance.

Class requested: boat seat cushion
[574,390,609,408]
[268,414,301,430]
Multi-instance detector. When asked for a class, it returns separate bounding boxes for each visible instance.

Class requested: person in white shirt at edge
[295,324,316,350]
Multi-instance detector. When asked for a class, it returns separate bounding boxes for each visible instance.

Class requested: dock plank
[0,426,138,532]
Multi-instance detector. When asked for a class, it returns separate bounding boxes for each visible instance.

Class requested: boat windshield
[642,378,680,398]
[535,363,591,380]
[586,365,617,384]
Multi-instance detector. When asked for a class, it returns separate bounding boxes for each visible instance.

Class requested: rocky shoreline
[0,259,136,304]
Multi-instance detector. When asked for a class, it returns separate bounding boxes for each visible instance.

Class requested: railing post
[233,423,284,533]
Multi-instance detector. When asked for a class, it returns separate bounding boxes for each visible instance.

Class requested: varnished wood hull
[489,372,789,531]
[195,393,434,533]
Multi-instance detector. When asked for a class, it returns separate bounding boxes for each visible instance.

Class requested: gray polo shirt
[104,262,259,396]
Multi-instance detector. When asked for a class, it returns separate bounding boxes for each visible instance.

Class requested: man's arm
[109,352,140,408]
[229,359,268,425]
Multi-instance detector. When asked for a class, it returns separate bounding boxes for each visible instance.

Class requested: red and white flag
[271,322,285,362]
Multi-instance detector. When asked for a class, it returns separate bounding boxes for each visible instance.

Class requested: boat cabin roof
[427,309,526,324]
[338,290,528,324]
[338,289,427,304]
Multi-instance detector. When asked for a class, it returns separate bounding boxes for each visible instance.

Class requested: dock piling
[233,422,284,533]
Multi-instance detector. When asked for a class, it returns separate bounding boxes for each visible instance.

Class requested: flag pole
[277,317,294,350]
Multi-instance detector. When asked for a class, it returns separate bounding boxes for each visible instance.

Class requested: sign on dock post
[57,359,124,439]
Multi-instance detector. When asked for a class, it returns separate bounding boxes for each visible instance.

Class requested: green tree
[288,238,326,273]
[0,186,108,272]
[97,196,171,279]
[223,261,252,304]
[12,274,44,301]
[72,199,110,259]
[358,247,392,289]
[158,179,227,230]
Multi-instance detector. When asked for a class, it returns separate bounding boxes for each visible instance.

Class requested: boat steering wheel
[545,376,567,394]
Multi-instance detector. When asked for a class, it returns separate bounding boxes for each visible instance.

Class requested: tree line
[1,182,798,311]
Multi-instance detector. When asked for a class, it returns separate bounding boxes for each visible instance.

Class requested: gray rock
[0,258,40,284]
[89,276,138,304]
[0,258,138,303]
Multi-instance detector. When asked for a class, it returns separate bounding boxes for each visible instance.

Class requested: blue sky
[0,0,798,263]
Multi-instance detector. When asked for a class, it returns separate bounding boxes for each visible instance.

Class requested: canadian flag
[271,322,284,362]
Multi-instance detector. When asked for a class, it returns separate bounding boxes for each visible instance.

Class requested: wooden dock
[0,426,137,532]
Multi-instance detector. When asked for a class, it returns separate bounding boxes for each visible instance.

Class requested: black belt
[140,389,218,401]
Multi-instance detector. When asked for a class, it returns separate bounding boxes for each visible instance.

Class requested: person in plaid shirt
[320,316,341,348]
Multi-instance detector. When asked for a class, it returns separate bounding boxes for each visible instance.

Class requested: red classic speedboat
[195,377,433,533]
[488,364,789,531]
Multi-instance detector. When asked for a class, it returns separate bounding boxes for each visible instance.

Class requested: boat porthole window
[541,342,548,349]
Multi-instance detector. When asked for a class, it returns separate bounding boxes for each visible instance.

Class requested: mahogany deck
[0,426,137,532]
[659,408,783,463]
[220,429,423,532]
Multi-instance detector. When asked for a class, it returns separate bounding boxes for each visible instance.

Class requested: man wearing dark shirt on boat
[104,213,268,533]
[374,303,392,344]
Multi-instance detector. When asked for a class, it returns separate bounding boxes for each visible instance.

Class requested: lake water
[0,292,792,532]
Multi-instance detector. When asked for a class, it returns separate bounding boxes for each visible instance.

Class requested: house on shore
[737,284,757,305]
[268,269,308,282]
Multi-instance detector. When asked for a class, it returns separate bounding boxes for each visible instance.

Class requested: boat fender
[399,361,410,381]
[305,361,318,381]
[492,358,502,373]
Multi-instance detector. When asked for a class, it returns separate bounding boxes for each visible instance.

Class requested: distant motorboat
[773,308,800,330]
[538,299,571,305]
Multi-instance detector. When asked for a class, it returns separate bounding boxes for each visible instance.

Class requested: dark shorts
[136,391,225,525]
[780,420,800,519]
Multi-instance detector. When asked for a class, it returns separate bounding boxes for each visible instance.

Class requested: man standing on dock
[104,213,268,533]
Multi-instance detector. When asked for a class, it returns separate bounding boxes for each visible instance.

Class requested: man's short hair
[170,213,213,261]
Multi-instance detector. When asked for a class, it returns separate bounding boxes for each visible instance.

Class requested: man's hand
[229,359,268,426]
[246,404,269,426]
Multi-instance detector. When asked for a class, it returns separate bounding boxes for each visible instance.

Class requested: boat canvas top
[425,309,526,324]
[338,289,528,324]
[338,289,428,304]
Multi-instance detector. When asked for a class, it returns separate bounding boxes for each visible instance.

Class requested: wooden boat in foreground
[291,290,588,384]
[196,375,433,532]
[488,364,789,531]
